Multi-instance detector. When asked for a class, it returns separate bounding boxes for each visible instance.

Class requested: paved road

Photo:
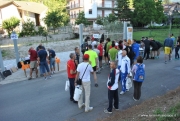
[0,54,180,121]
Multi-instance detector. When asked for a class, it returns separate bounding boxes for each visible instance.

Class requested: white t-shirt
[77,62,93,82]
[91,41,97,49]
[94,49,100,56]
[116,50,122,66]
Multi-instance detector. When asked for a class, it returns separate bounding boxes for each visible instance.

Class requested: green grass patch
[2,50,9,57]
[133,29,180,43]
[153,102,180,121]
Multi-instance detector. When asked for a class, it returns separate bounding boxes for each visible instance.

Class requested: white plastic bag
[73,86,82,101]
[126,77,132,90]
[65,80,69,91]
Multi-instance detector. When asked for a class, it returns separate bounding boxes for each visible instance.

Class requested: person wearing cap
[75,54,97,112]
[84,45,98,84]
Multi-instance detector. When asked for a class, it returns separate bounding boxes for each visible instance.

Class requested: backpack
[81,42,88,52]
[134,64,145,82]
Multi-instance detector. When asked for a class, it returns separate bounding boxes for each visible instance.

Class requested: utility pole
[79,24,83,52]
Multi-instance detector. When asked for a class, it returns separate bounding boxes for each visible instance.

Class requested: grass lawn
[133,29,180,43]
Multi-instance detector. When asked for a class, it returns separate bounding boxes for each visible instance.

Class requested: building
[67,0,116,28]
[0,1,48,29]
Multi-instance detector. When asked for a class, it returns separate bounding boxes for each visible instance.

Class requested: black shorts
[93,66,97,71]
[104,52,108,57]
[99,56,102,61]
[152,47,158,51]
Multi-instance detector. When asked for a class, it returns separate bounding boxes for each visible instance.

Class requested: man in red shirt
[97,40,104,70]
[67,53,77,103]
[28,47,38,80]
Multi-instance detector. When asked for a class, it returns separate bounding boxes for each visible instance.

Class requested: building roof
[0,0,48,14]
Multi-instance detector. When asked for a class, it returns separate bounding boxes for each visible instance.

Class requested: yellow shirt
[85,50,98,67]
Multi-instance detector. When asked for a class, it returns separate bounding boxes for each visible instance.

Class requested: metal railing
[70,3,83,9]
[97,4,115,8]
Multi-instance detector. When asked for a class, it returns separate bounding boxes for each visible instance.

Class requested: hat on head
[83,54,89,59]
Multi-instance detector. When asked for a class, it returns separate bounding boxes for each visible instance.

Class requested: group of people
[67,37,146,114]
[28,44,56,80]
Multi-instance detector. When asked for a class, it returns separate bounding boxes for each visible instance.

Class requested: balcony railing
[70,3,83,9]
[97,14,112,17]
[97,4,116,8]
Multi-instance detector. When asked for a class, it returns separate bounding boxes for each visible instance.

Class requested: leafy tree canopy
[44,10,64,33]
[75,11,89,26]
[2,17,20,36]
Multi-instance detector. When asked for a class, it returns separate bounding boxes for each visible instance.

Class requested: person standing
[75,54,97,112]
[37,46,51,80]
[149,38,158,59]
[108,41,118,61]
[104,61,120,114]
[36,43,45,52]
[175,36,180,60]
[124,40,135,66]
[67,53,77,103]
[120,50,131,95]
[28,47,38,80]
[91,37,97,50]
[132,56,145,101]
[97,40,104,70]
[48,48,56,74]
[81,39,88,55]
[93,45,100,73]
[116,44,123,80]
[74,47,80,66]
[131,39,140,61]
[143,37,150,60]
[104,39,109,65]
[106,38,112,63]
[154,40,163,59]
[85,45,98,85]
[164,36,174,64]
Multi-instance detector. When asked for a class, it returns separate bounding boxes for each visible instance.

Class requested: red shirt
[97,44,103,56]
[29,49,37,61]
[67,60,76,78]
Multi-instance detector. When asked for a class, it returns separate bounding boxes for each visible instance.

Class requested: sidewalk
[0,51,74,85]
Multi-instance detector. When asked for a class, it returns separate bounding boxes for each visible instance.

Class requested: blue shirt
[38,50,47,62]
[132,43,140,60]
[49,50,56,58]
[164,38,174,48]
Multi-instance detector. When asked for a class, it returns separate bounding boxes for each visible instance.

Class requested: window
[89,9,92,14]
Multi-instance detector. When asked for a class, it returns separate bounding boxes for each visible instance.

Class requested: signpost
[11,31,19,64]
[127,27,133,44]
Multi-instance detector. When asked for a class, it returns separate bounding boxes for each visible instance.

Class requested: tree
[132,0,165,26]
[75,11,89,26]
[154,0,166,23]
[21,19,36,36]
[105,14,118,23]
[2,17,20,36]
[115,0,133,21]
[44,10,64,34]
[96,16,104,25]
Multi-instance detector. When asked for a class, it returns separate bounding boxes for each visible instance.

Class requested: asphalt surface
[0,54,180,121]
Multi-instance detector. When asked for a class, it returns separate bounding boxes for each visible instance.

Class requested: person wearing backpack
[81,39,88,55]
[132,56,145,101]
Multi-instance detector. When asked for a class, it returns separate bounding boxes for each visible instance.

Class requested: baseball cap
[83,54,89,59]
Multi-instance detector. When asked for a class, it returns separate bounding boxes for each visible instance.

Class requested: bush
[21,19,36,36]
[2,17,20,36]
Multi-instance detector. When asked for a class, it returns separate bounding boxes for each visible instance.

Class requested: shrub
[21,19,36,36]
[2,17,20,36]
